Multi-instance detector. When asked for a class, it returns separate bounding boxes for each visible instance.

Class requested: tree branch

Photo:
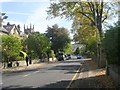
[102,15,107,23]
[79,11,95,25]
[102,5,110,23]
[87,2,94,13]
[87,2,96,24]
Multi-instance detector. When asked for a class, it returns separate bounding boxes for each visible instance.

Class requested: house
[3,22,21,37]
[72,43,83,52]
[1,23,35,38]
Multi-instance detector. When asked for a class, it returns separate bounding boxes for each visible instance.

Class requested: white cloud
[25,3,63,33]
[0,0,15,2]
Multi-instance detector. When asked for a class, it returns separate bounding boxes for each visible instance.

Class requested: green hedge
[102,23,119,65]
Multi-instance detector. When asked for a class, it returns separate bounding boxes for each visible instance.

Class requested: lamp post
[0,12,8,28]
[0,12,8,35]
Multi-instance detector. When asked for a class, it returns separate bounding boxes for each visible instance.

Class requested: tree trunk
[97,18,103,68]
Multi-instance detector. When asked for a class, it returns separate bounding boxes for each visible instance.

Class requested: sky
[0,0,73,36]
[0,0,118,37]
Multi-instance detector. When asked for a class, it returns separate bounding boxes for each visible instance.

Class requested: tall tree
[26,32,51,59]
[46,24,71,54]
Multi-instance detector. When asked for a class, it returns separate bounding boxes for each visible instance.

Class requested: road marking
[33,71,39,74]
[23,74,30,77]
[66,66,81,89]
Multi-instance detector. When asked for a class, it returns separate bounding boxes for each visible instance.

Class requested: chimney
[7,22,10,25]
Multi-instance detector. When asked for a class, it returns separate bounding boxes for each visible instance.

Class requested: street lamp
[0,12,8,28]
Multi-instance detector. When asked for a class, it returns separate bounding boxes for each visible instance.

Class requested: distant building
[24,24,34,35]
[72,43,83,52]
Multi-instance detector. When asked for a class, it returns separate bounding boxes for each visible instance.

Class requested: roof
[0,27,8,34]
[3,24,15,33]
[3,23,21,35]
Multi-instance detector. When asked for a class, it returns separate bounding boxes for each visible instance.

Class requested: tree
[72,12,97,43]
[74,47,80,55]
[26,32,51,60]
[2,35,22,65]
[63,42,73,55]
[46,24,72,54]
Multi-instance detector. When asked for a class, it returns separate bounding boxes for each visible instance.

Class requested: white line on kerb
[66,66,81,89]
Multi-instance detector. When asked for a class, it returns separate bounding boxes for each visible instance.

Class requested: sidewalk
[71,59,116,89]
[2,63,48,74]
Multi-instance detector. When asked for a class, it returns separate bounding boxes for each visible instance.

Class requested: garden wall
[109,65,120,87]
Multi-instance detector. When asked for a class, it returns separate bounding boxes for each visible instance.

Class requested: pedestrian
[25,55,29,66]
[20,51,29,66]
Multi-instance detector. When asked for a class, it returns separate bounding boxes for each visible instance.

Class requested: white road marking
[66,66,81,89]
[23,71,40,77]
[33,71,39,74]
[23,74,31,77]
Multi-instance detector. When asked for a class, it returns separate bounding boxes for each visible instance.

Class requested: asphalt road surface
[2,58,82,90]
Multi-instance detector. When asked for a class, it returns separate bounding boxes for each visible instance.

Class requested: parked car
[77,55,82,59]
[66,54,71,60]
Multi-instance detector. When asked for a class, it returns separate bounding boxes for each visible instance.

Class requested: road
[2,58,82,89]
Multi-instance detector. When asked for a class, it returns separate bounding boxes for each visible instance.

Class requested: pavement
[2,62,48,74]
[70,59,116,89]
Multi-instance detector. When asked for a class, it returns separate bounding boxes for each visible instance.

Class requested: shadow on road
[2,79,71,90]
[2,74,116,90]
[48,64,81,74]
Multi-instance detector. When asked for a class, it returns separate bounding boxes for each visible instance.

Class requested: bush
[2,35,22,63]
